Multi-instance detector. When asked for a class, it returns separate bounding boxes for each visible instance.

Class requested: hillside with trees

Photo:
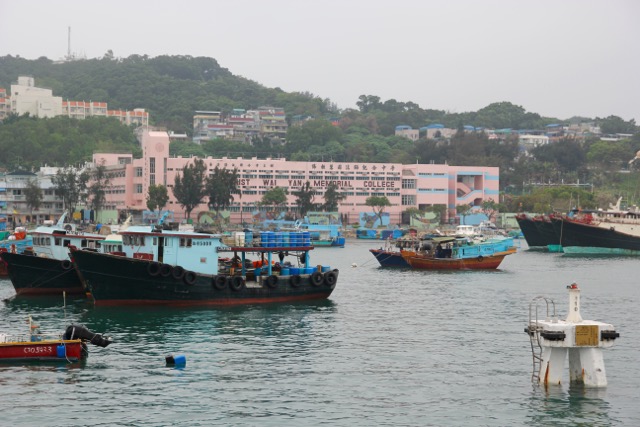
[1,55,639,207]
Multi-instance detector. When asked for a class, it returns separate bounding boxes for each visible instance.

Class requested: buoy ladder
[526,296,557,384]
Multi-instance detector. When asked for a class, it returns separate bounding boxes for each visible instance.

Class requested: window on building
[135,184,143,193]
[402,179,416,189]
[135,167,143,177]
[401,195,416,205]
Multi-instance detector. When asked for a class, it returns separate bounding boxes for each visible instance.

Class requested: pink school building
[93,131,500,225]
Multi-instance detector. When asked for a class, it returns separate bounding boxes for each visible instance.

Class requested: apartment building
[1,76,149,126]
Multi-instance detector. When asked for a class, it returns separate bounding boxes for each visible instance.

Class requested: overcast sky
[2,0,638,123]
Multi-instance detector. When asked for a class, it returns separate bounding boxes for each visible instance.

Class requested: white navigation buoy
[525,283,620,387]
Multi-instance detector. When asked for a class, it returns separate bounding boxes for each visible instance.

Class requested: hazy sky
[2,0,638,122]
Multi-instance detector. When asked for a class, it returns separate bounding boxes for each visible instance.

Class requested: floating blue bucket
[166,354,186,366]
[56,344,66,358]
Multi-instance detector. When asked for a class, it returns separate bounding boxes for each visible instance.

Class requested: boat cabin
[119,226,225,275]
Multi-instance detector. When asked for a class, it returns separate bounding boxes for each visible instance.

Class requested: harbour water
[1,239,639,426]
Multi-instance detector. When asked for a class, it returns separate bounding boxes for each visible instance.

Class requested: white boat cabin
[119,226,225,275]
[31,224,105,261]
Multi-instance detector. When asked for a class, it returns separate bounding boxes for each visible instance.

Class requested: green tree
[456,204,473,225]
[259,187,289,216]
[172,158,207,220]
[205,166,239,218]
[322,182,346,212]
[24,179,43,221]
[365,195,391,226]
[293,181,316,218]
[146,184,170,212]
[87,163,111,222]
[52,167,90,219]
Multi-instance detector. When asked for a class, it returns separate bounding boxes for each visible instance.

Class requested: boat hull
[0,252,87,296]
[369,249,410,267]
[515,214,547,248]
[533,218,563,252]
[401,249,515,270]
[0,339,85,362]
[552,217,640,255]
[71,249,338,306]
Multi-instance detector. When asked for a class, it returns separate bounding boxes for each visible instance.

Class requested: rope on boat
[26,267,76,289]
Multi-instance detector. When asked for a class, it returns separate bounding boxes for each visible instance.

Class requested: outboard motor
[64,324,113,348]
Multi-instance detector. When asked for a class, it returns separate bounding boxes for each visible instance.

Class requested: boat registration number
[23,346,53,354]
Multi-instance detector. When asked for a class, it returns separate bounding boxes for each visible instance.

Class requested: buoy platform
[525,283,620,388]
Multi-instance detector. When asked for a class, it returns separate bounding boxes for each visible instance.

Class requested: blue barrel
[245,231,253,244]
[302,231,311,246]
[282,232,290,247]
[281,268,290,276]
[166,354,186,366]
[255,267,262,276]
[260,232,269,247]
[56,344,66,358]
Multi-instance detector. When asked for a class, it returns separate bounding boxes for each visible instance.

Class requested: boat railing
[0,332,64,343]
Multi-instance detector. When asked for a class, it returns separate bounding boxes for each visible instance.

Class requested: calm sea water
[1,239,639,426]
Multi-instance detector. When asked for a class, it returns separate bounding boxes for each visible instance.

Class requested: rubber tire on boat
[147,262,161,277]
[213,275,227,290]
[230,276,245,291]
[61,259,72,270]
[183,271,197,286]
[324,270,338,287]
[289,274,302,288]
[172,265,185,280]
[160,263,173,277]
[310,271,323,287]
[265,275,279,289]
[477,256,484,263]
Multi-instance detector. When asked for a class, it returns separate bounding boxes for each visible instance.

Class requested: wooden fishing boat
[400,236,516,270]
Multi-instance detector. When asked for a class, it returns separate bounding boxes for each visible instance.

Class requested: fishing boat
[69,220,339,306]
[0,316,112,362]
[550,207,640,255]
[400,236,516,270]
[0,213,106,296]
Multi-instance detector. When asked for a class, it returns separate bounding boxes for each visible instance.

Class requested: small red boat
[0,317,112,362]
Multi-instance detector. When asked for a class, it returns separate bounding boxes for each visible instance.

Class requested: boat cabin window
[124,235,145,246]
[63,239,71,247]
[153,237,157,246]
[81,239,88,248]
[55,237,62,246]
[179,238,192,248]
[33,236,52,246]
[164,239,173,247]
